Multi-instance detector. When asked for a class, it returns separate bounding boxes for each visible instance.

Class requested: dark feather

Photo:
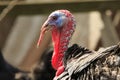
[32,49,56,80]
[56,43,120,80]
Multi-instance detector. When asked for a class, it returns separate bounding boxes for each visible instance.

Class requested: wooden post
[101,11,119,47]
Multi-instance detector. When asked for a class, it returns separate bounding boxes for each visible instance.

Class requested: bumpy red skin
[51,27,65,76]
[51,21,74,77]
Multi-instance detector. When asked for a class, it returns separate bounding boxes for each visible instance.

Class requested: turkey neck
[51,22,74,70]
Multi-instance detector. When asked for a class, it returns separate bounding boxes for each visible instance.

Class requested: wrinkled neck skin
[51,21,74,70]
[51,27,66,70]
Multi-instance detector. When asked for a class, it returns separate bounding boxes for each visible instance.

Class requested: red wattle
[56,65,65,76]
[51,27,64,70]
[51,52,63,70]
[51,22,74,72]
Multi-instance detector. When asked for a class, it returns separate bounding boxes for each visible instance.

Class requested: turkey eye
[52,16,58,20]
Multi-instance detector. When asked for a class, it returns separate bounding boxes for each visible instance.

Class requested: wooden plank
[0,0,120,15]
[88,11,103,49]
[0,0,118,5]
[113,11,120,27]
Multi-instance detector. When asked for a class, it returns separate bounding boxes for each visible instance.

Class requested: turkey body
[32,49,56,80]
[36,9,120,80]
[56,43,120,80]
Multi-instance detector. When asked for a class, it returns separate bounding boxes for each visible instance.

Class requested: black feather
[56,43,120,80]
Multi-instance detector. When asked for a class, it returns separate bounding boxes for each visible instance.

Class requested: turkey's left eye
[52,16,58,20]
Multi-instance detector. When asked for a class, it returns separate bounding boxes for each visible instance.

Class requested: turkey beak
[37,20,51,47]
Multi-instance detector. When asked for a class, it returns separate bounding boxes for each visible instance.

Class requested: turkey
[37,9,120,80]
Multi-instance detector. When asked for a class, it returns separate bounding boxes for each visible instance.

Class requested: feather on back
[56,43,120,80]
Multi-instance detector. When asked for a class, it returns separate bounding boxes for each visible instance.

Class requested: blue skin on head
[48,11,67,28]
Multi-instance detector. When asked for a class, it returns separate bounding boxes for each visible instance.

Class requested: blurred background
[0,0,120,72]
